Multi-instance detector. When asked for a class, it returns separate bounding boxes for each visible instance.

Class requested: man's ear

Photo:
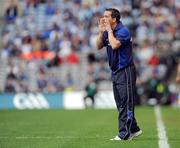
[113,18,116,23]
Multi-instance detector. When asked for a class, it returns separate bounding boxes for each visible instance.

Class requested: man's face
[103,11,115,25]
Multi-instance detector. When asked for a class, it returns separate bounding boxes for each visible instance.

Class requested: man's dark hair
[105,8,121,23]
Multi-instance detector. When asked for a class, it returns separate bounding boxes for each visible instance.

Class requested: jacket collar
[114,21,123,31]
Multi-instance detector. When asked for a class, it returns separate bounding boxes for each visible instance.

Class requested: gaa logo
[13,93,50,109]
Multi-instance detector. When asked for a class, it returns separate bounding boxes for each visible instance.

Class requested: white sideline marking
[154,106,170,148]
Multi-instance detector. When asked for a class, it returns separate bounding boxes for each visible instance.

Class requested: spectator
[4,78,16,93]
[4,0,18,23]
[26,0,38,8]
[45,0,56,15]
[37,71,47,92]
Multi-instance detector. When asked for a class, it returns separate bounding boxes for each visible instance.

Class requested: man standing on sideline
[96,8,142,140]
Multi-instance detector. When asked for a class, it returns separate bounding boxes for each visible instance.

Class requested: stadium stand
[0,0,179,105]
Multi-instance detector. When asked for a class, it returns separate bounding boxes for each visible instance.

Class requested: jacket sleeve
[116,28,131,46]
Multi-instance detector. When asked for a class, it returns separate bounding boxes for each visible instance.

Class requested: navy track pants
[112,64,140,140]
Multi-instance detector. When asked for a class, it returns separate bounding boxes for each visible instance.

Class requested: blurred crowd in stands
[0,0,180,105]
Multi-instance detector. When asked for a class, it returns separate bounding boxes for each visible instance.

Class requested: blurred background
[0,0,179,109]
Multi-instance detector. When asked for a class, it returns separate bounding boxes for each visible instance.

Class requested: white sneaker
[110,135,122,141]
[129,130,142,140]
[111,130,142,141]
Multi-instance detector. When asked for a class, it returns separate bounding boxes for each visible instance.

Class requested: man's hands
[98,18,112,33]
[104,19,112,33]
[96,18,106,50]
[98,18,106,34]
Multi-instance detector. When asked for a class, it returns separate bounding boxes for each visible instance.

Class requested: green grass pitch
[0,107,180,148]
